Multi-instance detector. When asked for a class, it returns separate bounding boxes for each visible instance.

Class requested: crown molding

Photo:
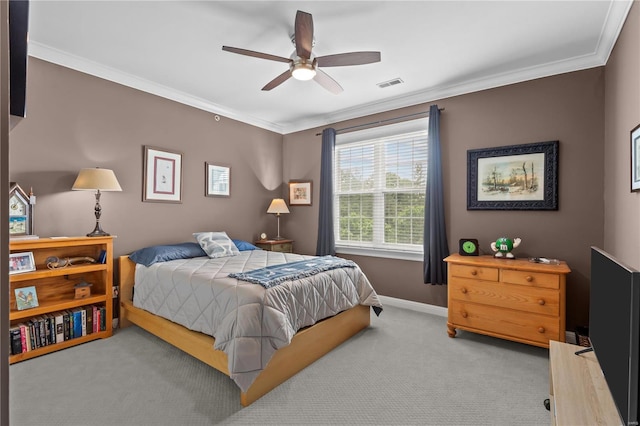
[27,41,284,134]
[27,0,632,136]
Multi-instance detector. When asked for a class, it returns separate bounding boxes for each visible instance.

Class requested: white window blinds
[334,118,428,258]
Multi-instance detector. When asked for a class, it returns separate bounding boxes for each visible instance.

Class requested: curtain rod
[315,107,444,136]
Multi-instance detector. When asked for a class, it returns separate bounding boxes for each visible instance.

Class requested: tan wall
[9,58,285,257]
[14,26,637,330]
[283,67,606,329]
[604,2,640,266]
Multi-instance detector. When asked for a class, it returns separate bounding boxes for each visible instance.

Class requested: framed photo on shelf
[631,124,640,192]
[289,181,312,206]
[14,285,39,310]
[143,145,183,203]
[467,140,559,210]
[205,163,231,197]
[9,251,35,275]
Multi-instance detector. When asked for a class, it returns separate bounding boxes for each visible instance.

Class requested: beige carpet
[9,305,550,425]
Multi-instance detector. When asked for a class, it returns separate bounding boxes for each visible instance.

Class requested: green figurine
[491,237,522,259]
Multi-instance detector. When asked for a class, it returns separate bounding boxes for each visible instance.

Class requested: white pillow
[193,231,240,259]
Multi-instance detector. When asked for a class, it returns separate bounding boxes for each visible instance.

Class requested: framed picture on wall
[205,163,231,197]
[631,124,640,192]
[289,181,312,206]
[143,146,183,203]
[467,140,559,210]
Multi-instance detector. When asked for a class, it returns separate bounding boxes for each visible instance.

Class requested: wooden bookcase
[8,236,113,363]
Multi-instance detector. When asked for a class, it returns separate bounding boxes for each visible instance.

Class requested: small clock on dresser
[459,238,479,256]
[9,182,34,237]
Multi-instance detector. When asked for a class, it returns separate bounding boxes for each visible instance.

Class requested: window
[334,118,428,260]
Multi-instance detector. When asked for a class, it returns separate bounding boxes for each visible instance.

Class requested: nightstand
[254,239,294,253]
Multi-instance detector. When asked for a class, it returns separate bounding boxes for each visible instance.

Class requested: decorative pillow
[232,239,260,251]
[194,232,240,258]
[129,242,207,267]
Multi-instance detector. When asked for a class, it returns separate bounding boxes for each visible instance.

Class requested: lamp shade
[267,198,290,214]
[72,168,122,191]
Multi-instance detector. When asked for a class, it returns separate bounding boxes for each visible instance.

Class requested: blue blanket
[228,256,357,288]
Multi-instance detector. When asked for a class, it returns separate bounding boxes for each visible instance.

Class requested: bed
[118,236,382,406]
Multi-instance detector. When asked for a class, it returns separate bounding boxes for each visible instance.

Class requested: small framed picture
[143,145,183,203]
[205,163,231,197]
[9,252,35,275]
[289,181,312,206]
[631,124,640,192]
[14,286,39,310]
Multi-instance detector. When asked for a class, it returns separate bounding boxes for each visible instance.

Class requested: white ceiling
[27,1,633,134]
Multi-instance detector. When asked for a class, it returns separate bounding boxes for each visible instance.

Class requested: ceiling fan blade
[262,69,293,91]
[313,69,343,94]
[295,10,313,59]
[222,46,291,64]
[316,51,381,67]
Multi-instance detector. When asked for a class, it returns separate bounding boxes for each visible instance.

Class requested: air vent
[377,78,404,88]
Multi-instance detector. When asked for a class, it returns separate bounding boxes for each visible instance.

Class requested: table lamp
[72,167,122,237]
[267,198,289,240]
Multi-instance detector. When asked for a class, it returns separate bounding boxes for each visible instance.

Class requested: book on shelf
[85,306,93,335]
[71,308,83,339]
[10,327,22,355]
[63,310,71,340]
[80,308,87,337]
[54,312,64,344]
[18,323,27,353]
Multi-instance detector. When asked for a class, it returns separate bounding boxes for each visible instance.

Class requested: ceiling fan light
[292,62,316,81]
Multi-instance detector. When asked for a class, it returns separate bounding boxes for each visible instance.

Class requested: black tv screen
[9,0,29,119]
[590,247,640,426]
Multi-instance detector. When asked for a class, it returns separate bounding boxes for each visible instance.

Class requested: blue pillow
[232,239,260,251]
[129,242,207,267]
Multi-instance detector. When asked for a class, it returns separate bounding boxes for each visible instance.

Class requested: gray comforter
[133,250,382,392]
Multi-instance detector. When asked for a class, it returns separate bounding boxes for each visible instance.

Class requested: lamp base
[87,222,110,237]
[273,236,286,241]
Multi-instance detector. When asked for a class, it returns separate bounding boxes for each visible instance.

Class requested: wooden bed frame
[118,256,372,406]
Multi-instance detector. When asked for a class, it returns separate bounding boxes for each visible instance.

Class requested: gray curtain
[423,105,449,284]
[316,128,336,256]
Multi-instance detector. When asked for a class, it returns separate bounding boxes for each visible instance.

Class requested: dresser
[444,254,571,348]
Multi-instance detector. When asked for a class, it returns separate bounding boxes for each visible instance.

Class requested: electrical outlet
[112,285,119,299]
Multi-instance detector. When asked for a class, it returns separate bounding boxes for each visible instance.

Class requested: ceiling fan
[222,10,381,94]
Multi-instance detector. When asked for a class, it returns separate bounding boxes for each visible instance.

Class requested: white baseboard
[377,295,447,318]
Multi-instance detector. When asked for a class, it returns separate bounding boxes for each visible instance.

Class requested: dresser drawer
[254,240,293,253]
[449,278,560,316]
[449,264,499,281]
[501,269,559,289]
[449,301,560,345]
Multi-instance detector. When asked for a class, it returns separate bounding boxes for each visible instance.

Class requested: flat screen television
[9,0,29,127]
[589,247,640,426]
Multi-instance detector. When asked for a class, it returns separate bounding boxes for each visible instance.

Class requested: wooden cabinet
[549,341,621,425]
[254,239,294,253]
[8,236,113,363]
[444,254,571,348]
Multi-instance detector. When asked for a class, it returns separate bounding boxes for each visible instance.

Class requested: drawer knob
[525,275,533,282]
[538,327,545,333]
[538,299,545,306]
[461,287,468,294]
[461,311,468,318]
[470,270,478,276]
